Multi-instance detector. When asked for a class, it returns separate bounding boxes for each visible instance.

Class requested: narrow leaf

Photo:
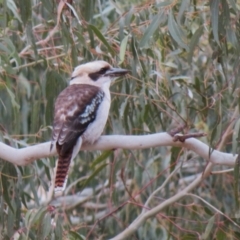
[228,0,238,12]
[210,0,220,44]
[30,178,39,206]
[45,71,67,125]
[188,26,204,64]
[156,0,174,8]
[18,0,31,25]
[7,0,22,23]
[170,147,182,172]
[168,10,189,51]
[202,215,215,239]
[55,217,63,239]
[30,208,46,225]
[69,231,86,240]
[232,118,240,155]
[119,35,129,64]
[139,13,163,48]
[6,86,20,110]
[88,24,114,55]
[0,43,10,54]
[82,163,108,189]
[91,150,112,168]
[26,22,38,58]
[1,173,14,212]
[234,154,240,217]
[41,213,52,239]
[66,2,82,25]
[178,0,190,22]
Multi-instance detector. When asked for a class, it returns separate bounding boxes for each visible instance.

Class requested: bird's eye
[89,66,110,81]
[98,67,109,75]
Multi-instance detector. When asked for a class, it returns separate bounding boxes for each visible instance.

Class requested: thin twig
[187,193,240,228]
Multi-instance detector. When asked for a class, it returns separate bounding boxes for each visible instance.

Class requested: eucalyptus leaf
[119,35,129,64]
[139,13,163,48]
[210,0,220,44]
[6,86,20,110]
[188,26,204,64]
[202,215,215,239]
[88,24,114,55]
[168,10,189,51]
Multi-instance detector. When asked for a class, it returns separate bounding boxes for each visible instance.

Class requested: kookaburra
[50,60,129,192]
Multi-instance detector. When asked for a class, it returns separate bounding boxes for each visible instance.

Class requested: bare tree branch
[0,132,236,166]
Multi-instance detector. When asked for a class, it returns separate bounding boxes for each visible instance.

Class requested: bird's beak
[104,68,130,77]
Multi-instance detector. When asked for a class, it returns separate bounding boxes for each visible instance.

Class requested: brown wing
[51,84,104,189]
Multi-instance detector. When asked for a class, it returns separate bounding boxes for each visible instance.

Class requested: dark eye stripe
[98,67,109,74]
[89,66,110,81]
[89,72,101,81]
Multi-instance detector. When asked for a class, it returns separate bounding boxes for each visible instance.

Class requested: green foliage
[1,0,240,239]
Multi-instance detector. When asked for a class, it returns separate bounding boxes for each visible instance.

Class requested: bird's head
[70,61,129,87]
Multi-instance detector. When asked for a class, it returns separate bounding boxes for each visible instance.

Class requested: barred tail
[54,156,71,192]
[54,137,82,193]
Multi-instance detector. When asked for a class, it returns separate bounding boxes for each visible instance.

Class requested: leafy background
[1,0,240,239]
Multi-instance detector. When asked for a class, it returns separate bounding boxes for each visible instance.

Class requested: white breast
[82,88,111,144]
